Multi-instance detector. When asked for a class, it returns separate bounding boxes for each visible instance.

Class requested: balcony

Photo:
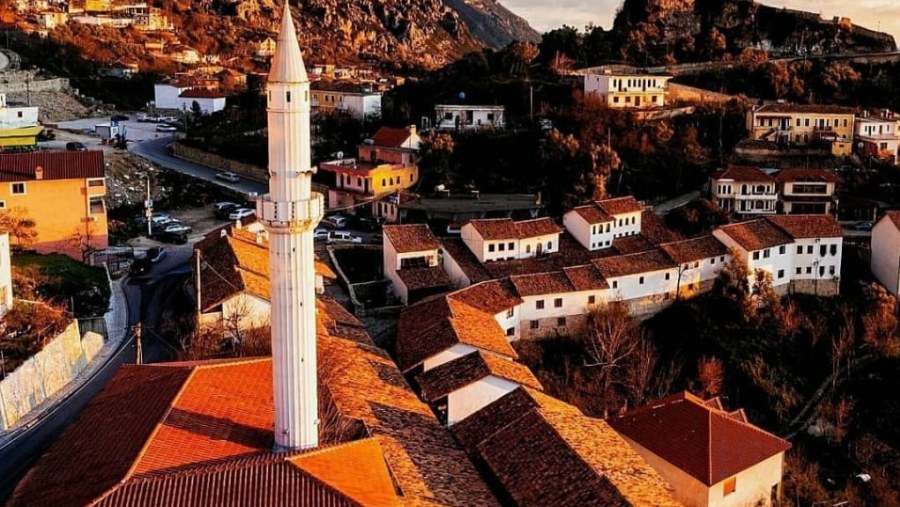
[736,191,778,199]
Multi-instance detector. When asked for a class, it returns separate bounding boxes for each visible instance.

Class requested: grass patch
[13,253,111,318]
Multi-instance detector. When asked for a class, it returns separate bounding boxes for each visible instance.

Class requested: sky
[501,0,900,41]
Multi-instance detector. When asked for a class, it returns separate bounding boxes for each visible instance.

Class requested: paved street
[130,137,268,197]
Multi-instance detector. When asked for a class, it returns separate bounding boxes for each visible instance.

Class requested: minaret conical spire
[268,1,308,83]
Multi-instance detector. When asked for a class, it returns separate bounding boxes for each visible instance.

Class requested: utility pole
[134,323,143,365]
[145,176,153,236]
[529,83,534,121]
[195,250,202,334]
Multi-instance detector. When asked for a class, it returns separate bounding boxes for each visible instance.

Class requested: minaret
[258,1,322,451]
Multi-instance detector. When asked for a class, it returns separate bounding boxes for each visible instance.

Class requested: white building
[178,88,227,114]
[434,105,504,130]
[0,233,12,318]
[871,211,900,296]
[710,166,778,216]
[583,72,671,109]
[153,82,191,110]
[382,224,450,305]
[563,196,643,251]
[0,94,39,130]
[610,392,791,507]
[774,168,838,215]
[460,217,561,263]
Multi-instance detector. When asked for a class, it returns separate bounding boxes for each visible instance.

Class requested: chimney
[256,231,265,245]
[35,166,43,180]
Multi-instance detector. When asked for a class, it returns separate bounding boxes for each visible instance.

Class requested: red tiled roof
[509,271,573,297]
[711,165,774,182]
[596,196,643,215]
[468,218,519,241]
[371,127,413,149]
[515,217,562,238]
[884,211,900,230]
[659,236,729,264]
[453,388,681,507]
[592,249,676,278]
[563,264,609,291]
[755,103,856,115]
[0,151,104,182]
[715,219,794,251]
[609,391,791,486]
[766,215,843,239]
[439,238,493,284]
[774,168,839,184]
[179,87,226,99]
[383,224,440,253]
[396,281,520,372]
[416,351,542,402]
[396,266,452,291]
[570,203,613,224]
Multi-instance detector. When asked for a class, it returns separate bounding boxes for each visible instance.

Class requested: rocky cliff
[610,0,896,63]
[443,0,541,48]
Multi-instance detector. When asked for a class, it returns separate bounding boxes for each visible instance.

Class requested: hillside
[443,0,541,48]
[610,0,896,64]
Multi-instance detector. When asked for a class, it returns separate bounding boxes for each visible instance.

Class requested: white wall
[423,343,478,371]
[442,247,473,289]
[461,223,488,263]
[494,306,521,340]
[791,238,842,282]
[0,103,39,129]
[339,93,382,118]
[0,233,12,318]
[447,376,519,425]
[675,254,730,294]
[221,293,271,334]
[563,211,615,251]
[872,218,900,295]
[607,268,678,301]
[612,211,641,238]
[179,96,226,114]
[518,289,605,323]
[519,233,560,258]
[154,84,187,109]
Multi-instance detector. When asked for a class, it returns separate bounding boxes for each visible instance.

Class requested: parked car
[213,201,240,218]
[152,230,188,244]
[156,124,178,133]
[327,230,363,244]
[66,141,87,151]
[351,215,384,232]
[853,221,874,231]
[313,227,329,240]
[37,129,55,141]
[162,223,191,234]
[159,116,178,124]
[229,208,255,220]
[321,214,348,228]
[215,172,240,183]
[111,114,130,122]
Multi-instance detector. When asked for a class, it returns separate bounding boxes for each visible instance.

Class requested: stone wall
[171,142,268,183]
[0,73,69,94]
[0,321,104,431]
[788,279,840,297]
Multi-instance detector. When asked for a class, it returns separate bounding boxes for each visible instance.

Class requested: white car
[321,214,348,228]
[215,172,240,183]
[327,230,362,244]
[229,208,255,220]
[156,124,178,132]
[313,227,329,240]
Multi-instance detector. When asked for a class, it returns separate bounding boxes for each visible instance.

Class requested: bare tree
[0,207,37,248]
[68,222,99,263]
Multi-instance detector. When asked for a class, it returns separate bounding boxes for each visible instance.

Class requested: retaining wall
[171,142,268,183]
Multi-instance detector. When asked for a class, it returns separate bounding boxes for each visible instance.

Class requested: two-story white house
[611,391,791,507]
[871,211,900,296]
[583,71,671,109]
[0,94,39,130]
[854,114,900,163]
[659,236,732,299]
[592,250,679,316]
[563,196,643,251]
[382,224,451,305]
[773,168,839,215]
[710,166,778,216]
[434,105,505,130]
[460,218,561,263]
[510,265,609,339]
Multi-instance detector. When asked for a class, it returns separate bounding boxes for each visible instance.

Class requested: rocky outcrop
[443,0,540,48]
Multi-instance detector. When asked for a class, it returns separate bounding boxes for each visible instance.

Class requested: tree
[695,356,724,398]
[68,222,99,263]
[0,207,37,248]
[418,131,455,184]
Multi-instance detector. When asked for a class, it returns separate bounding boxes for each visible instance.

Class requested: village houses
[854,112,900,163]
[583,70,672,108]
[746,104,855,156]
[434,104,505,130]
[711,166,838,216]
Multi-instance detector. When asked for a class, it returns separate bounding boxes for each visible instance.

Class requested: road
[0,250,190,502]
[130,137,268,197]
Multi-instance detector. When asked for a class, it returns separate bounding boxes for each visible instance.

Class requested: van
[321,215,348,228]
[327,230,362,244]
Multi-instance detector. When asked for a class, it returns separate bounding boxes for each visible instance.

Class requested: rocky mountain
[610,0,896,63]
[443,0,541,48]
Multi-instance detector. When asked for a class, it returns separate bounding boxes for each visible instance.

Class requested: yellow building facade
[747,104,855,156]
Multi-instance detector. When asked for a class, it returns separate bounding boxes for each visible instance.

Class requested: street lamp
[142,173,153,237]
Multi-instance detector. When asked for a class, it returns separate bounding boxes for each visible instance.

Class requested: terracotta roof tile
[755,103,856,115]
[885,211,900,230]
[563,264,609,291]
[509,271,574,296]
[317,297,375,346]
[383,224,440,253]
[453,388,680,507]
[659,236,730,264]
[179,87,226,99]
[715,219,794,251]
[571,203,613,224]
[596,196,643,215]
[766,215,843,239]
[0,151,104,182]
[371,127,414,149]
[447,278,522,314]
[515,217,562,238]
[396,266,453,291]
[416,351,542,402]
[609,391,791,486]
[774,168,839,184]
[467,218,519,241]
[711,165,775,182]
[592,249,676,278]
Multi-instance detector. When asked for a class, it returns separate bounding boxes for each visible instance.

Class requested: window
[588,295,596,305]
[536,300,544,310]
[806,267,812,274]
[0,201,5,209]
[89,196,105,214]
[488,244,495,252]
[820,245,827,257]
[711,258,716,265]
[829,265,836,275]
[763,249,770,259]
[752,251,760,260]
[665,273,670,280]
[723,477,737,496]
[17,111,22,118]
[639,276,645,285]
[612,281,618,289]
[797,245,803,254]
[777,269,785,279]
[381,178,386,186]
[554,298,562,308]
[547,241,552,250]
[508,242,514,251]
[804,118,810,127]
[613,96,620,103]
[506,327,515,337]
[525,245,531,254]
[557,317,566,327]
[807,245,813,254]
[796,267,802,275]
[829,244,837,256]
[286,91,291,102]
[779,246,786,255]
[720,256,725,262]
[498,243,505,252]
[530,320,539,330]
[506,308,514,318]
[10,182,24,195]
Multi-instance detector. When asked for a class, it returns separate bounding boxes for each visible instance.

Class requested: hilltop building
[583,71,671,108]
[434,104,505,130]
[746,104,855,156]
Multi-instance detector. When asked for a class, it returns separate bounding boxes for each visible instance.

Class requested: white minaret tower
[258,1,322,451]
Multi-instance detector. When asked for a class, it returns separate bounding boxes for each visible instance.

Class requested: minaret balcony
[257,193,324,232]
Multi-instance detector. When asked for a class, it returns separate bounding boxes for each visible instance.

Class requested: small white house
[153,82,191,110]
[0,233,13,318]
[461,218,561,263]
[178,88,227,114]
[434,105,504,130]
[382,224,442,305]
[872,211,900,296]
[563,196,643,251]
[0,94,39,130]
